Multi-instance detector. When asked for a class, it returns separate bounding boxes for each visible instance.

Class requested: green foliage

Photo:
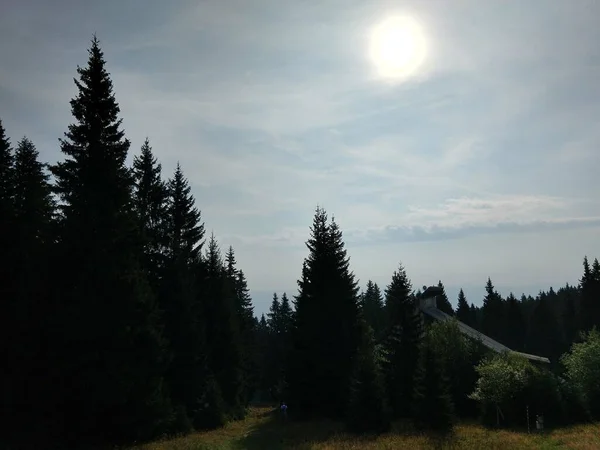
[424,320,483,417]
[561,328,600,419]
[345,326,391,434]
[470,353,564,427]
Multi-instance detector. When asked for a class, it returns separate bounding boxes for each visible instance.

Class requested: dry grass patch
[127,407,600,450]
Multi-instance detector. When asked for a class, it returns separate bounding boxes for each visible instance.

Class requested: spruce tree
[470,303,479,329]
[0,120,15,442]
[266,291,282,398]
[202,234,244,418]
[362,280,386,342]
[436,280,455,316]
[586,258,600,331]
[132,138,169,288]
[526,292,561,363]
[225,247,255,326]
[255,314,271,400]
[345,326,391,434]
[4,136,56,444]
[382,263,423,418]
[12,138,55,244]
[563,292,578,348]
[579,256,594,333]
[412,339,455,434]
[224,246,256,406]
[0,118,13,241]
[481,278,506,342]
[0,121,15,413]
[266,292,293,401]
[12,137,55,313]
[166,163,204,264]
[287,207,362,419]
[505,293,526,351]
[267,293,281,331]
[49,36,173,446]
[456,289,470,325]
[161,163,210,428]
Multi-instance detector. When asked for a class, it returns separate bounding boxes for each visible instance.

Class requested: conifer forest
[1,38,600,450]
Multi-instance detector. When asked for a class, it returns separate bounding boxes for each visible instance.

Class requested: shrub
[470,352,564,428]
[561,328,600,420]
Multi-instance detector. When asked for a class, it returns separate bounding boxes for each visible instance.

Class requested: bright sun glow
[369,15,427,80]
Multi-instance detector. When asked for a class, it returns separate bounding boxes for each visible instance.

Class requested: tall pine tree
[0,118,14,253]
[4,136,56,445]
[578,256,597,333]
[526,291,561,364]
[0,120,15,424]
[287,207,363,419]
[202,234,244,418]
[436,280,455,316]
[481,278,506,343]
[505,293,526,352]
[161,163,210,429]
[224,246,256,406]
[49,36,173,446]
[361,280,386,342]
[456,289,470,325]
[382,263,423,418]
[132,138,169,288]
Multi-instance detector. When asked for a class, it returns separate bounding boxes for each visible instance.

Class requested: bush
[192,374,227,430]
[561,328,600,420]
[470,352,564,428]
[557,377,590,425]
[424,320,485,418]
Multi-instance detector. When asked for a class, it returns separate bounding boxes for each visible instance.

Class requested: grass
[128,407,600,450]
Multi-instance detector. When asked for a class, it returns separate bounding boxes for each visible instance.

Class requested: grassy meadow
[126,406,600,450]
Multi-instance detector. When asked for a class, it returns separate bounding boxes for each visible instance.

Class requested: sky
[1,0,599,316]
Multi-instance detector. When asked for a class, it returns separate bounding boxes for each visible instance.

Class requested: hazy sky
[1,0,599,316]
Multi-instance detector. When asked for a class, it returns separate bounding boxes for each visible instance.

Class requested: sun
[369,15,427,80]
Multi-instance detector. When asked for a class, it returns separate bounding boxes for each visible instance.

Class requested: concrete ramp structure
[419,286,550,364]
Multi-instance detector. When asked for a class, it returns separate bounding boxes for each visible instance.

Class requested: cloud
[350,217,600,246]
[219,194,600,248]
[341,195,600,244]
